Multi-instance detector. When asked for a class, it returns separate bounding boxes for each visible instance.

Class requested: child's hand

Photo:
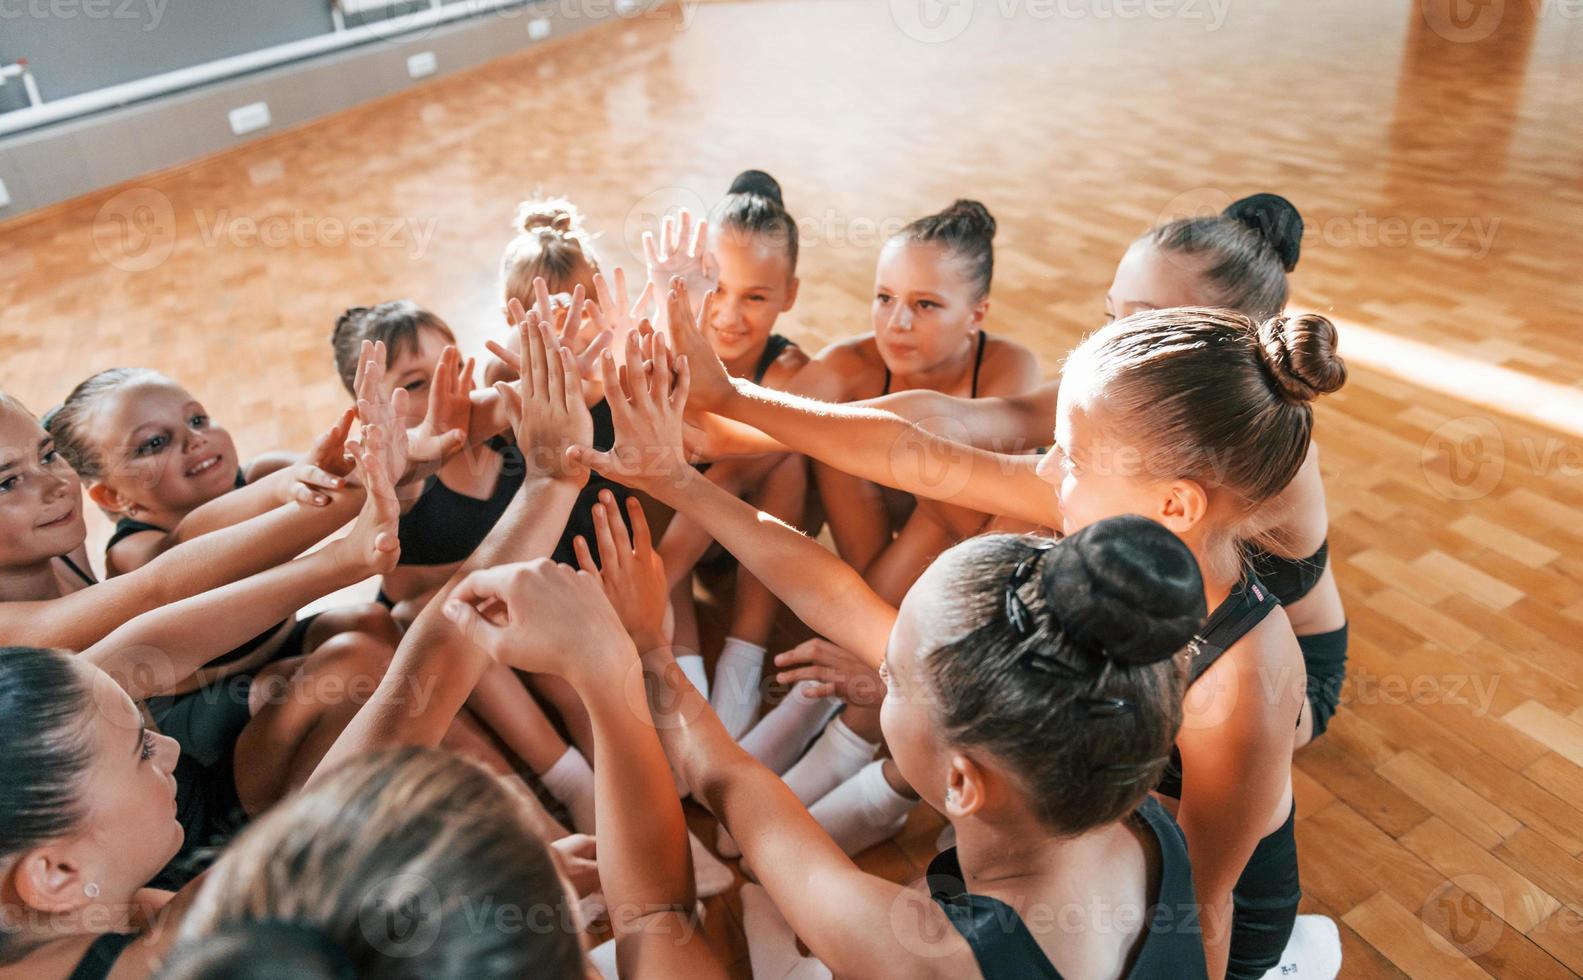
[406,344,474,470]
[569,320,692,500]
[283,407,357,506]
[573,490,668,648]
[589,268,656,353]
[494,312,593,483]
[442,558,634,682]
[773,638,885,706]
[660,278,735,412]
[643,209,716,306]
[332,424,401,578]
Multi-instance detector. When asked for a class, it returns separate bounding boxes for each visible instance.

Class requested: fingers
[641,229,660,269]
[689,215,708,258]
[591,500,623,573]
[599,489,636,557]
[507,296,527,328]
[631,277,657,322]
[556,285,586,345]
[485,338,524,375]
[625,494,653,557]
[568,445,616,480]
[533,276,554,325]
[538,321,567,408]
[671,353,691,412]
[572,535,598,575]
[492,380,524,429]
[290,485,331,507]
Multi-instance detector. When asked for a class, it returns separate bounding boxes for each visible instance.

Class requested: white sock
[740,883,833,980]
[781,716,879,806]
[741,681,841,775]
[675,652,710,702]
[809,760,915,856]
[689,830,733,898]
[1260,914,1341,979]
[710,637,766,740]
[540,746,598,835]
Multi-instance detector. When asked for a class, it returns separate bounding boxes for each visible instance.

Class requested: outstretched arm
[88,435,401,701]
[660,281,1058,526]
[574,319,894,668]
[310,314,593,775]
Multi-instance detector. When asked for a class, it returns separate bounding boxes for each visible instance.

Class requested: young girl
[0,321,602,980]
[653,171,813,738]
[703,194,1348,748]
[44,370,404,809]
[661,284,1345,978]
[551,355,1211,977]
[702,200,1042,855]
[0,428,399,979]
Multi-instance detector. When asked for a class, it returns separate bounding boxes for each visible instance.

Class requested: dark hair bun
[936,199,997,242]
[1256,313,1347,404]
[1223,193,1303,272]
[1039,515,1206,668]
[726,169,784,207]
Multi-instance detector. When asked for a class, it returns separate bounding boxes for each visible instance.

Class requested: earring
[944,789,955,806]
[84,883,100,899]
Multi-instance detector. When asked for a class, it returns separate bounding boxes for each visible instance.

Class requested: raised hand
[494,314,593,482]
[407,343,474,465]
[662,277,736,412]
[573,490,668,647]
[772,638,886,706]
[330,423,402,578]
[569,318,691,499]
[643,208,716,300]
[282,406,357,506]
[442,558,634,681]
[589,268,656,352]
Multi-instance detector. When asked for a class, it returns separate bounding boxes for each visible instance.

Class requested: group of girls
[0,166,1350,980]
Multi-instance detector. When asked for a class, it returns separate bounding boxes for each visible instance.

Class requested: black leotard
[1154,572,1301,980]
[882,330,988,396]
[753,333,797,384]
[67,932,135,980]
[106,470,288,670]
[389,402,631,576]
[1245,540,1329,606]
[926,796,1206,979]
[57,554,96,586]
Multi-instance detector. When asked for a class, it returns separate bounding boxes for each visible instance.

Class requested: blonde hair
[163,748,583,979]
[500,198,599,306]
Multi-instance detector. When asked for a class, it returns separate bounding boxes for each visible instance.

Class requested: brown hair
[1144,193,1303,320]
[499,198,599,306]
[711,169,799,275]
[45,367,167,481]
[925,518,1202,835]
[330,301,456,395]
[891,199,997,301]
[163,747,583,979]
[1065,306,1345,538]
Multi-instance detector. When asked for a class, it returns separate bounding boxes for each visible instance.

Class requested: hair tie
[245,919,357,979]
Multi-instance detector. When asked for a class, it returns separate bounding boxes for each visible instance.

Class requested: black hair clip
[1003,544,1054,638]
[1022,649,1085,680]
[1078,696,1134,718]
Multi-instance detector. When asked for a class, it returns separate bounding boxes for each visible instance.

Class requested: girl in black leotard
[577,376,1212,979]
[655,170,814,741]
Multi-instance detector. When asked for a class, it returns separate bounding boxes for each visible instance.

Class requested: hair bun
[938,199,997,242]
[1256,313,1346,404]
[1039,515,1206,668]
[514,199,581,235]
[726,169,785,207]
[1223,194,1302,272]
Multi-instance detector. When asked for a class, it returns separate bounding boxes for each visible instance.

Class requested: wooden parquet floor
[3,1,1582,976]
